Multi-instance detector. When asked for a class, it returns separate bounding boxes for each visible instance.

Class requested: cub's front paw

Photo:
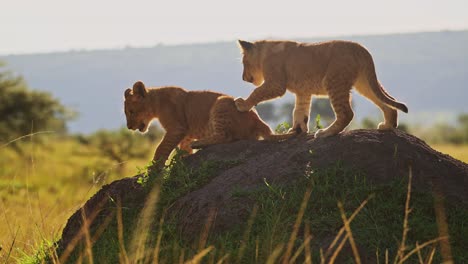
[234,97,252,112]
[289,121,309,134]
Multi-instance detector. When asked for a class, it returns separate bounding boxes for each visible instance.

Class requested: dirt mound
[58,129,468,252]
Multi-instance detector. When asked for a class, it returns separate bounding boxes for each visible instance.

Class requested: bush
[0,63,76,148]
[83,126,163,173]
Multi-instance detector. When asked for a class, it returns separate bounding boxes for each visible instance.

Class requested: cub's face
[238,40,264,86]
[124,81,152,133]
[242,54,264,86]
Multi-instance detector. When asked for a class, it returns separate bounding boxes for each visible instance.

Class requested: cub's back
[289,40,371,68]
[283,40,371,89]
[214,96,267,140]
[184,90,226,134]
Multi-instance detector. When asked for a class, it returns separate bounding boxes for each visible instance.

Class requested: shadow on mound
[57,129,468,260]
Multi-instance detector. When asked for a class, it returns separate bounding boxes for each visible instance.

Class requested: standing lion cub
[124,81,292,168]
[235,39,408,138]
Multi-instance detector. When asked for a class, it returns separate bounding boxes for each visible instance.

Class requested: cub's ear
[237,39,254,52]
[124,88,132,99]
[133,81,148,98]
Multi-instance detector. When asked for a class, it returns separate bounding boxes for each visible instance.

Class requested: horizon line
[1,28,467,57]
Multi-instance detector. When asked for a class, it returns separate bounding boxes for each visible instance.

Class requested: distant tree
[458,113,468,141]
[361,117,377,129]
[446,113,468,144]
[409,113,468,145]
[85,126,163,173]
[277,102,294,125]
[0,63,76,147]
[311,99,335,123]
[398,123,410,133]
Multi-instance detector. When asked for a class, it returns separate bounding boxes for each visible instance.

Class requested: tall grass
[0,133,152,262]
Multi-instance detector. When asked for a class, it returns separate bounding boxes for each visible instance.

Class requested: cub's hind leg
[191,126,231,149]
[190,135,228,149]
[369,93,398,130]
[355,78,398,130]
[315,78,354,138]
[191,98,233,149]
[178,136,194,154]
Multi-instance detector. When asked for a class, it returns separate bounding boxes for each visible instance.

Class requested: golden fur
[235,39,408,137]
[124,81,292,167]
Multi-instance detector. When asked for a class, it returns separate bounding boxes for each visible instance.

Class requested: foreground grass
[33,154,468,263]
[0,135,152,262]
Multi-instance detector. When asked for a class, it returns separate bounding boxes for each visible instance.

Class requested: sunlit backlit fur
[236,39,408,138]
[124,81,293,168]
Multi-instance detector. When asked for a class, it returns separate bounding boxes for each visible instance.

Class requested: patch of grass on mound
[211,164,467,263]
[39,150,242,263]
[27,154,467,263]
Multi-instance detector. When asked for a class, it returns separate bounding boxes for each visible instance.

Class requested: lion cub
[124,81,292,167]
[235,39,408,138]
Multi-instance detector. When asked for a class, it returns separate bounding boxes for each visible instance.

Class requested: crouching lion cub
[235,39,408,138]
[124,81,293,168]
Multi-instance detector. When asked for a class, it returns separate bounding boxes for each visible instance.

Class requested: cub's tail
[362,49,408,113]
[367,72,408,112]
[263,132,297,141]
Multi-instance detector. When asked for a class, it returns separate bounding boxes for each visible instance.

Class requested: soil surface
[58,129,468,252]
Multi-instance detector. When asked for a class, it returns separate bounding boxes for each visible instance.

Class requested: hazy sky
[1,0,467,55]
